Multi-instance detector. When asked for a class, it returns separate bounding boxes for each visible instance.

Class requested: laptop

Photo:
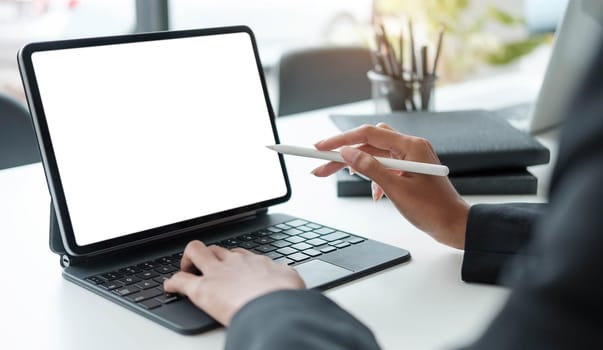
[18,26,410,334]
[496,0,603,133]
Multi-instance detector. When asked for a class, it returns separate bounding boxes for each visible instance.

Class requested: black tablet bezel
[18,26,291,257]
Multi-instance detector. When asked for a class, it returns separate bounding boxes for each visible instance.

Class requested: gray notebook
[330,110,550,174]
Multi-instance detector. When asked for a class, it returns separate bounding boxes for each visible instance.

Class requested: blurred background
[0,0,568,103]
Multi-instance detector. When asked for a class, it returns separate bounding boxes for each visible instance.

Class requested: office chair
[0,93,40,170]
[277,46,373,116]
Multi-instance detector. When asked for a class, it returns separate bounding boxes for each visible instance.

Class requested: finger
[230,247,254,255]
[315,124,415,158]
[164,271,199,295]
[376,122,395,131]
[371,181,385,201]
[312,144,391,177]
[311,161,346,177]
[208,244,231,261]
[180,240,219,274]
[339,146,399,187]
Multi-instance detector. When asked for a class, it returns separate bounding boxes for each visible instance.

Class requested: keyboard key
[319,246,336,253]
[276,247,298,255]
[297,225,313,232]
[137,271,159,280]
[328,240,344,246]
[100,272,121,281]
[285,219,307,227]
[306,238,328,247]
[284,228,303,236]
[135,280,159,290]
[285,236,305,244]
[291,242,312,251]
[86,276,106,285]
[100,281,124,290]
[348,237,365,244]
[134,262,156,270]
[275,224,290,230]
[306,223,321,229]
[239,234,255,241]
[126,288,163,303]
[254,237,274,245]
[303,249,322,257]
[270,240,291,248]
[266,226,282,233]
[322,231,350,242]
[114,286,141,297]
[153,275,171,284]
[239,241,258,249]
[172,252,184,258]
[253,230,272,237]
[265,251,283,260]
[255,245,276,253]
[269,233,288,240]
[118,266,142,275]
[139,299,161,310]
[314,227,336,235]
[155,265,177,274]
[154,256,176,265]
[117,276,141,285]
[155,293,179,304]
[300,232,319,239]
[274,257,294,265]
[222,238,240,247]
[288,253,310,262]
[334,242,351,248]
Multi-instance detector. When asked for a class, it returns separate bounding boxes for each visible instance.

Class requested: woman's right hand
[312,123,469,249]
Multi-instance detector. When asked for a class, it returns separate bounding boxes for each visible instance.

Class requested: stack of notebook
[330,110,550,196]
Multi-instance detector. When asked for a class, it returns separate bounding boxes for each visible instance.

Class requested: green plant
[376,0,551,81]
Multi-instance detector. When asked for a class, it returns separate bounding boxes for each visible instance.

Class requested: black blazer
[224,44,603,349]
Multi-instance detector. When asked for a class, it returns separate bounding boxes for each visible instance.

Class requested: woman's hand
[312,123,469,249]
[164,241,305,325]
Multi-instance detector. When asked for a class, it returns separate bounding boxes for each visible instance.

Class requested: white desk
[0,70,558,349]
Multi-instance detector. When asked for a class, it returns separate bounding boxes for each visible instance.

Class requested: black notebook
[336,168,538,196]
[330,110,550,174]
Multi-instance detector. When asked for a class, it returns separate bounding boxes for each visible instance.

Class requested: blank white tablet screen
[32,32,287,246]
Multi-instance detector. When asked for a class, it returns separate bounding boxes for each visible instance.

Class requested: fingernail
[348,166,355,175]
[376,187,385,201]
[311,164,325,176]
[340,146,361,164]
[371,181,379,201]
[314,139,325,147]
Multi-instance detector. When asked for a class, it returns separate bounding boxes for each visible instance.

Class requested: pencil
[398,29,404,79]
[432,27,445,76]
[370,50,384,74]
[378,23,401,78]
[408,20,417,81]
[420,45,429,110]
[421,45,428,79]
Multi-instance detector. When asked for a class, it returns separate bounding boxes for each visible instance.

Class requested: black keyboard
[84,219,365,311]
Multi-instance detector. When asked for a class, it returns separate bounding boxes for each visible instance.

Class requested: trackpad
[294,259,352,289]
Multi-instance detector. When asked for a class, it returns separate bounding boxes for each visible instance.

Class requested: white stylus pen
[267,144,449,177]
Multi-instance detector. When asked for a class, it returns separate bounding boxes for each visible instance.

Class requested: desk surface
[0,68,558,349]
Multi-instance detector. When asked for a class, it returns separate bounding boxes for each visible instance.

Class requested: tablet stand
[49,202,81,267]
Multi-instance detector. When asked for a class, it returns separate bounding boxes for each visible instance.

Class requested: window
[0,0,135,99]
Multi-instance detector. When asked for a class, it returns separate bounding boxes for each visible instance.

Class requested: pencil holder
[367,70,436,113]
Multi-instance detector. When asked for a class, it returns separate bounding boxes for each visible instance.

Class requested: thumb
[340,146,393,185]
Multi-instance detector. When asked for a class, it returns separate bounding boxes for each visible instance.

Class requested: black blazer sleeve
[462,42,603,349]
[226,289,381,350]
[461,203,546,284]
